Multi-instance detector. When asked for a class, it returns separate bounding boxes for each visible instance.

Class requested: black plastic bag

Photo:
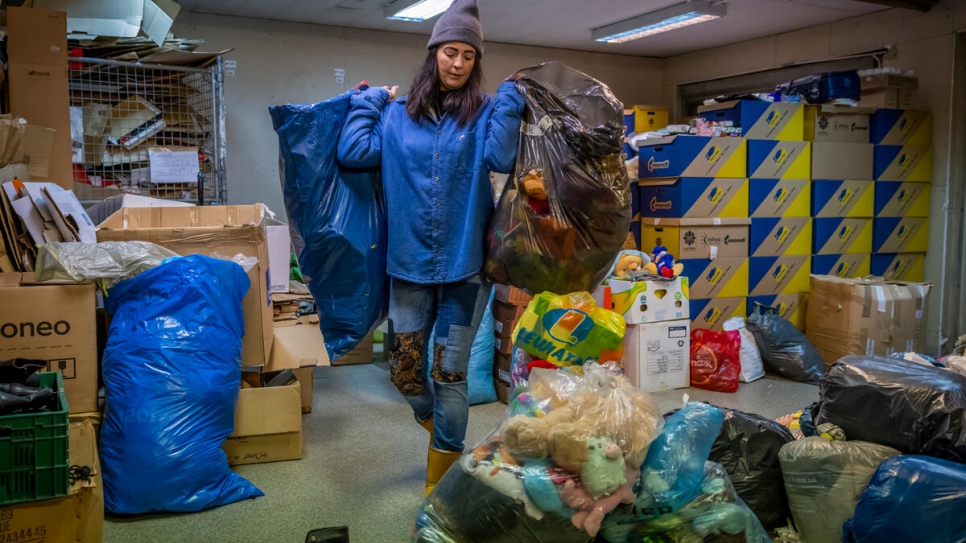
[708,407,795,531]
[269,90,389,361]
[815,354,966,462]
[485,61,631,295]
[745,303,823,384]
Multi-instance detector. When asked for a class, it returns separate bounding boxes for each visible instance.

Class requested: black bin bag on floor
[100,255,263,514]
[746,303,823,384]
[815,354,966,462]
[270,90,389,360]
[843,455,966,543]
[708,407,795,531]
[484,61,632,295]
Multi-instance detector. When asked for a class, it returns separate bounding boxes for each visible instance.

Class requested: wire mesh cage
[68,57,226,205]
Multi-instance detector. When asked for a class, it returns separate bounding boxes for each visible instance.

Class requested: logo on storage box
[647,157,670,172]
[0,320,72,339]
[771,148,790,167]
[724,235,745,245]
[773,187,790,205]
[707,187,724,205]
[772,264,789,283]
[684,231,696,247]
[776,301,790,317]
[896,224,910,240]
[705,146,723,162]
[892,260,906,276]
[773,226,791,244]
[898,153,915,171]
[704,306,723,327]
[838,224,854,242]
[897,189,911,205]
[650,197,672,211]
[766,110,782,127]
[835,262,851,277]
[705,266,724,285]
[837,188,854,206]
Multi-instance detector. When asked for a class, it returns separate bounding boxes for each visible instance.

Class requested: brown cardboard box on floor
[0,273,99,413]
[293,367,313,413]
[97,204,274,366]
[265,316,330,372]
[493,284,532,307]
[494,379,510,404]
[492,300,526,355]
[224,380,302,466]
[0,420,103,543]
[332,333,374,366]
[805,274,931,367]
[7,7,72,187]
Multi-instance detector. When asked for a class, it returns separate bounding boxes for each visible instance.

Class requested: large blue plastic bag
[100,255,263,514]
[270,90,389,360]
[844,455,966,543]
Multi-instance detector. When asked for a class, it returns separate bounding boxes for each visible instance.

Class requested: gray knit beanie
[427,0,484,58]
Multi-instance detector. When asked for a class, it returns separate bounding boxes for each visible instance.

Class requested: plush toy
[504,405,576,459]
[644,245,684,278]
[461,454,545,520]
[561,465,640,537]
[582,437,627,498]
[614,253,644,278]
[520,169,551,216]
[517,168,578,259]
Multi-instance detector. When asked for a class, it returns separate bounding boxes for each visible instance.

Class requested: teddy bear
[583,437,627,498]
[561,465,640,537]
[517,168,577,260]
[613,253,644,279]
[520,168,551,217]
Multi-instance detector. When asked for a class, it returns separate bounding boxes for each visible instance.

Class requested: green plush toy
[582,437,626,498]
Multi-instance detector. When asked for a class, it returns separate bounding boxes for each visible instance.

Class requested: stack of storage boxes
[870,109,931,281]
[491,284,532,403]
[625,105,670,251]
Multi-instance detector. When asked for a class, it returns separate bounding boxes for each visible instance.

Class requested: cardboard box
[872,217,929,253]
[812,218,874,255]
[493,351,512,386]
[0,420,103,543]
[638,177,749,218]
[748,179,810,218]
[874,145,932,182]
[870,253,925,282]
[690,297,747,331]
[633,105,669,133]
[266,317,330,372]
[224,381,302,466]
[96,204,274,366]
[861,88,915,110]
[749,217,812,256]
[493,300,527,355]
[641,218,750,260]
[493,284,532,307]
[748,294,808,331]
[806,275,931,366]
[811,143,875,180]
[811,180,875,218]
[804,105,872,143]
[332,333,374,366]
[295,367,314,413]
[874,181,930,217]
[698,101,804,140]
[637,136,747,179]
[870,109,932,146]
[622,320,691,391]
[0,274,98,414]
[811,253,871,279]
[861,74,918,91]
[678,257,749,298]
[7,7,72,188]
[266,220,291,294]
[494,379,510,404]
[747,140,811,179]
[749,255,811,296]
[593,276,690,324]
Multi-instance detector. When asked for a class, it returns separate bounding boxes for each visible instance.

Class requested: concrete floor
[103,362,819,543]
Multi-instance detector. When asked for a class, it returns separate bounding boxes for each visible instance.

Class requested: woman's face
[437,42,476,91]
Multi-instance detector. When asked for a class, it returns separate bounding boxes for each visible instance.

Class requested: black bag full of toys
[485,61,632,296]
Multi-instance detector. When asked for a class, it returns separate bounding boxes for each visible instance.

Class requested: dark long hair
[406,47,484,127]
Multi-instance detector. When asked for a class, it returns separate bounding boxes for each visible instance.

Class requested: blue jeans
[387,275,490,452]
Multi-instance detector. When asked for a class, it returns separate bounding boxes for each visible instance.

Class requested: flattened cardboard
[224,381,302,466]
[747,140,811,179]
[622,320,690,391]
[35,0,142,38]
[872,217,929,253]
[641,218,750,260]
[870,253,925,282]
[749,217,812,256]
[266,318,330,372]
[267,220,292,294]
[96,204,273,366]
[811,180,875,218]
[690,297,746,331]
[638,177,748,218]
[811,253,871,279]
[748,179,810,218]
[0,274,98,413]
[678,257,749,299]
[811,143,875,180]
[748,255,811,296]
[812,218,874,255]
[874,181,930,217]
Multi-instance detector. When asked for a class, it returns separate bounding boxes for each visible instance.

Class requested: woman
[337,0,524,495]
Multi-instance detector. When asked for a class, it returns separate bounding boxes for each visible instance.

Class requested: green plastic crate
[0,371,69,506]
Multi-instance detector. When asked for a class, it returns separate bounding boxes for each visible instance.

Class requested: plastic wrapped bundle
[414,363,664,541]
[709,407,795,531]
[815,354,966,462]
[843,455,966,543]
[270,90,389,360]
[34,241,178,288]
[485,61,632,295]
[779,436,899,543]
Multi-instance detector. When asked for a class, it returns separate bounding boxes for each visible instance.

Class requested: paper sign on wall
[149,148,200,184]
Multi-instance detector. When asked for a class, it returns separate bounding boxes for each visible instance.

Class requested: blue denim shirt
[337,82,524,284]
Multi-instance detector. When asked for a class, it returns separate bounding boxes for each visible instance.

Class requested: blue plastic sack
[426,290,497,405]
[100,255,263,514]
[844,455,966,543]
[269,90,389,361]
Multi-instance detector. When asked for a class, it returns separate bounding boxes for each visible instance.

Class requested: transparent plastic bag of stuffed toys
[484,61,632,296]
[413,362,664,542]
[598,403,771,543]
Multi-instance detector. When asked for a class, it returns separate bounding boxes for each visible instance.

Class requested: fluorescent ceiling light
[592,1,726,44]
[385,0,454,22]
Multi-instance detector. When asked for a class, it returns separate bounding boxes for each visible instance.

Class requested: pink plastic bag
[690,329,741,393]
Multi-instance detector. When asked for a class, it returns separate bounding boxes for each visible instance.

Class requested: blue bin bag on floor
[426,290,497,405]
[269,89,389,361]
[844,455,966,543]
[100,255,263,514]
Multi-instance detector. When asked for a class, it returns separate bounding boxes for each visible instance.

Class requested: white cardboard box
[623,320,691,392]
[594,277,690,324]
[266,219,291,294]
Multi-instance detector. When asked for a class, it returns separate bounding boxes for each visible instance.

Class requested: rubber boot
[416,416,434,438]
[425,447,461,496]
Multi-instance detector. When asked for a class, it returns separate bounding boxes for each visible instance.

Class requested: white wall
[660,0,966,353]
[172,12,664,215]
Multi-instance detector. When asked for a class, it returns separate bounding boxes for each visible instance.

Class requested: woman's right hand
[384,85,399,102]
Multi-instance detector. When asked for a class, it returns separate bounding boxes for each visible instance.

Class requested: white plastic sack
[723,317,765,383]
